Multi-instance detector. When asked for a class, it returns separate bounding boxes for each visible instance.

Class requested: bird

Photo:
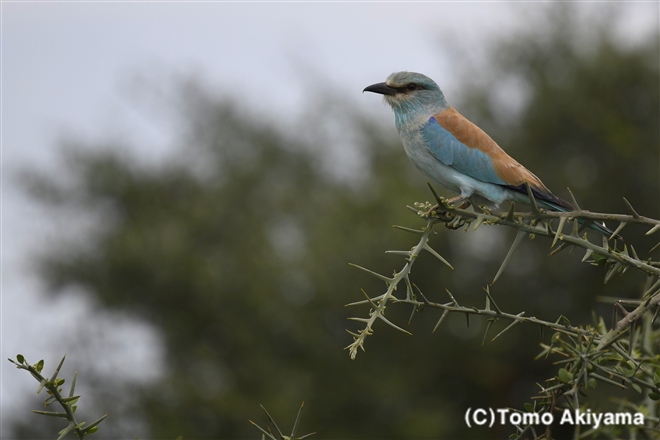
[364,71,613,236]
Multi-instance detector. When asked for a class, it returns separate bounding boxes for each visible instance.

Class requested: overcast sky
[2,2,658,433]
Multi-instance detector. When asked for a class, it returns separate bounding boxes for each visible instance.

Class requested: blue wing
[420,117,506,185]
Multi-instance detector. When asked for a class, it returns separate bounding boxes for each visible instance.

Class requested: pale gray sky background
[1,1,658,435]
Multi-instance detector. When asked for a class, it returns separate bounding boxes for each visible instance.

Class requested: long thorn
[567,187,582,211]
[646,224,660,236]
[427,182,443,206]
[414,284,432,305]
[423,243,454,269]
[492,230,526,285]
[505,202,516,222]
[260,404,285,438]
[378,314,413,335]
[69,371,78,398]
[51,355,66,382]
[552,217,567,247]
[360,289,379,309]
[609,222,627,241]
[392,225,425,235]
[482,319,495,346]
[433,310,450,333]
[491,312,525,341]
[650,242,660,254]
[291,402,305,439]
[622,197,640,219]
[548,243,568,257]
[484,286,502,314]
[525,182,541,214]
[473,215,485,231]
[446,289,459,306]
[348,263,392,283]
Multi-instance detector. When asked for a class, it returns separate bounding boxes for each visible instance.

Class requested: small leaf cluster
[8,354,108,439]
[507,314,660,439]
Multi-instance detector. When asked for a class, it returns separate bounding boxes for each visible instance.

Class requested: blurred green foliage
[12,8,659,440]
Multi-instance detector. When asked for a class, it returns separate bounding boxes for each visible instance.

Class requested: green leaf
[36,359,44,373]
[16,354,25,364]
[649,392,660,401]
[558,368,573,383]
[552,332,561,343]
[61,396,80,405]
[587,378,597,389]
[632,383,642,393]
[82,414,108,434]
[524,403,534,412]
[592,253,607,266]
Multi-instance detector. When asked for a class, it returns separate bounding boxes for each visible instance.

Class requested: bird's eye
[406,83,418,91]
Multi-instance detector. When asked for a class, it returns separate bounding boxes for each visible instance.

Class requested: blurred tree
[11,6,658,439]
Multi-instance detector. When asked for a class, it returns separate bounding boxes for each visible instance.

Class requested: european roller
[364,71,612,236]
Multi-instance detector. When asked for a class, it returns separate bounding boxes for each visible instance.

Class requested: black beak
[363,82,398,96]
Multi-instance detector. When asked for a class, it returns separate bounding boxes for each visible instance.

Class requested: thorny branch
[346,186,660,438]
[347,186,660,357]
[7,355,108,440]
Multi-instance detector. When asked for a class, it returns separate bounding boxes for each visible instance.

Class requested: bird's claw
[424,204,441,218]
[445,196,471,210]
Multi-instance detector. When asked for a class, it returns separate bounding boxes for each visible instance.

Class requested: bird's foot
[423,197,471,217]
[446,196,471,210]
[423,204,454,221]
[424,204,441,218]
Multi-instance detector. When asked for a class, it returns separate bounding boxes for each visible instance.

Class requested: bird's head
[364,72,449,124]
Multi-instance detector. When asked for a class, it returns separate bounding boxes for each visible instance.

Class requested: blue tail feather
[505,182,616,238]
[540,200,616,238]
